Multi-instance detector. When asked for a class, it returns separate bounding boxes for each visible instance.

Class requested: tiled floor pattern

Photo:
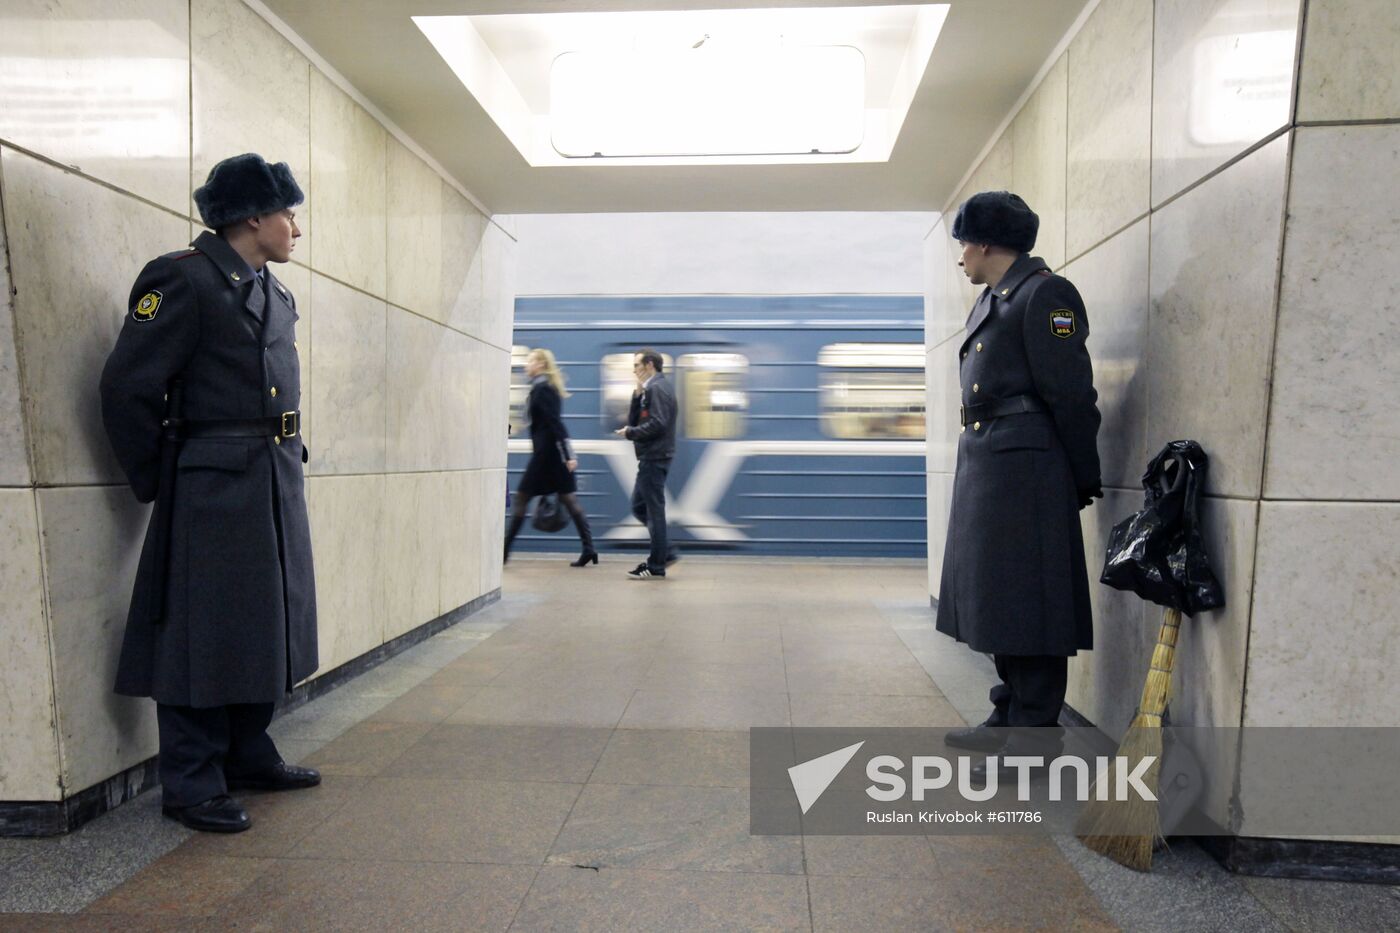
[3,557,1397,931]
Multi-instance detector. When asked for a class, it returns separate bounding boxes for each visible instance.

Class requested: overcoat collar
[191,231,265,322]
[962,253,1050,344]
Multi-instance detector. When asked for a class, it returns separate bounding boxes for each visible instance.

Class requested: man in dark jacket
[614,348,678,578]
[100,153,321,833]
[935,191,1102,770]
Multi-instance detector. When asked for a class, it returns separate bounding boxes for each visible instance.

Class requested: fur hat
[193,154,304,230]
[950,191,1039,253]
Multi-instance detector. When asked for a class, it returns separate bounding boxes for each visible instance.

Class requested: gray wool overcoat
[100,231,318,707]
[936,254,1102,656]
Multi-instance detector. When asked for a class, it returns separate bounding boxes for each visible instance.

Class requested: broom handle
[1137,607,1182,725]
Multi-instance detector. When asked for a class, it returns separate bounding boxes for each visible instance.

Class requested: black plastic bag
[532,494,570,533]
[1100,440,1225,616]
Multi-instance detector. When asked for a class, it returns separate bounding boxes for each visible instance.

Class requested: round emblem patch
[132,290,162,323]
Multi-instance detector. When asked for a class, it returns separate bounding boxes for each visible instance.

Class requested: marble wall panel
[2,149,190,486]
[309,69,386,297]
[955,133,1014,215]
[1265,125,1400,500]
[1166,495,1256,731]
[308,274,387,475]
[36,485,158,793]
[923,219,965,346]
[925,336,961,475]
[386,139,444,322]
[1244,502,1400,728]
[190,0,311,247]
[1297,0,1400,123]
[0,0,190,214]
[441,331,481,471]
[1011,55,1068,270]
[385,309,447,473]
[444,187,487,339]
[1066,0,1153,258]
[1061,218,1151,490]
[0,186,31,486]
[1066,488,1157,739]
[1144,133,1289,499]
[480,468,506,594]
[924,472,953,601]
[440,470,483,612]
[307,474,386,675]
[481,347,511,470]
[382,472,443,640]
[480,223,518,352]
[1151,0,1299,205]
[0,489,61,800]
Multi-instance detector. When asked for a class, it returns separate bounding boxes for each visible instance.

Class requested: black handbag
[1100,440,1225,616]
[532,494,570,533]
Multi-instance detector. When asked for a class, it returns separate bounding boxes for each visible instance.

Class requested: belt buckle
[280,410,299,438]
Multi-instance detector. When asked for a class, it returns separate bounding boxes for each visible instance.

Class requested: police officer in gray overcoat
[100,154,321,833]
[935,192,1102,767]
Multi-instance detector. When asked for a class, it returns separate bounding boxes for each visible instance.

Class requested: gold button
[973,421,982,430]
[274,436,282,445]
[976,342,983,352]
[961,352,967,360]
[231,272,241,281]
[960,425,966,434]
[1001,288,1009,296]
[294,341,299,352]
[973,384,980,393]
[270,386,278,398]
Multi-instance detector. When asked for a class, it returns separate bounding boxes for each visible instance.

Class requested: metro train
[505,295,927,557]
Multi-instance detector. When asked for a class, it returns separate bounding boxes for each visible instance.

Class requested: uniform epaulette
[174,249,202,262]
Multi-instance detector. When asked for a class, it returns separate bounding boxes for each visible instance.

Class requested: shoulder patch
[1050,308,1076,338]
[132,290,162,323]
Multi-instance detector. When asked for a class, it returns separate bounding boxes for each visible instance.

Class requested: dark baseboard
[1194,834,1400,885]
[0,588,501,838]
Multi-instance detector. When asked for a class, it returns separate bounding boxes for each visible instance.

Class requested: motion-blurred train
[505,296,927,557]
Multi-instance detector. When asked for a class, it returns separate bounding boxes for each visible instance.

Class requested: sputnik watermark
[788,741,1155,814]
[866,754,1157,803]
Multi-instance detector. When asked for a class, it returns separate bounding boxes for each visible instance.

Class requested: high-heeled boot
[568,504,597,567]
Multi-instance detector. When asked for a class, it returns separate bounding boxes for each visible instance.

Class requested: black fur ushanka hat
[193,153,304,230]
[950,191,1039,253]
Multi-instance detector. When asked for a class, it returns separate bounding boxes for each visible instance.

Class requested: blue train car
[506,296,926,557]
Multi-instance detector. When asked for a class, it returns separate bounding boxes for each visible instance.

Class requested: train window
[600,351,674,431]
[818,343,926,439]
[509,345,532,436]
[680,353,748,439]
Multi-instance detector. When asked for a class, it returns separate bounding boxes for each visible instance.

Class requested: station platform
[1,556,1392,931]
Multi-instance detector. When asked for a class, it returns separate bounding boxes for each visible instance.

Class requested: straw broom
[1076,606,1182,871]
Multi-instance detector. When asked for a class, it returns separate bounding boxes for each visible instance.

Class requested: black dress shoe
[969,757,1051,789]
[227,762,321,792]
[944,723,1007,752]
[162,795,251,833]
[570,550,598,567]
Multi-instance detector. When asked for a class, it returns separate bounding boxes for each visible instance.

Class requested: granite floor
[2,556,1396,931]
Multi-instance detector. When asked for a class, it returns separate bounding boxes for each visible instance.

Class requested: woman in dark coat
[503,348,597,565]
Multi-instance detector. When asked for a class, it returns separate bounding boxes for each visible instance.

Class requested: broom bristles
[1076,608,1182,872]
[1076,718,1164,871]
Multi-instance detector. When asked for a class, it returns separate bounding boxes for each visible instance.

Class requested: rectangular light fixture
[550,44,865,158]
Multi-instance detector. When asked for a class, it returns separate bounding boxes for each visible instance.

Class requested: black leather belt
[178,411,300,439]
[960,395,1045,426]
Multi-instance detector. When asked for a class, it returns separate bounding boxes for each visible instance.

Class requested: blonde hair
[530,348,570,398]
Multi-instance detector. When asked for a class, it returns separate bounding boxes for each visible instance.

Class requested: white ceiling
[258,0,1090,214]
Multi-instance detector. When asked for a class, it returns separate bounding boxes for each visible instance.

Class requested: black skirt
[518,448,576,497]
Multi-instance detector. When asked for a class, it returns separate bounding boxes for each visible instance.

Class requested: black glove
[1078,485,1103,510]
